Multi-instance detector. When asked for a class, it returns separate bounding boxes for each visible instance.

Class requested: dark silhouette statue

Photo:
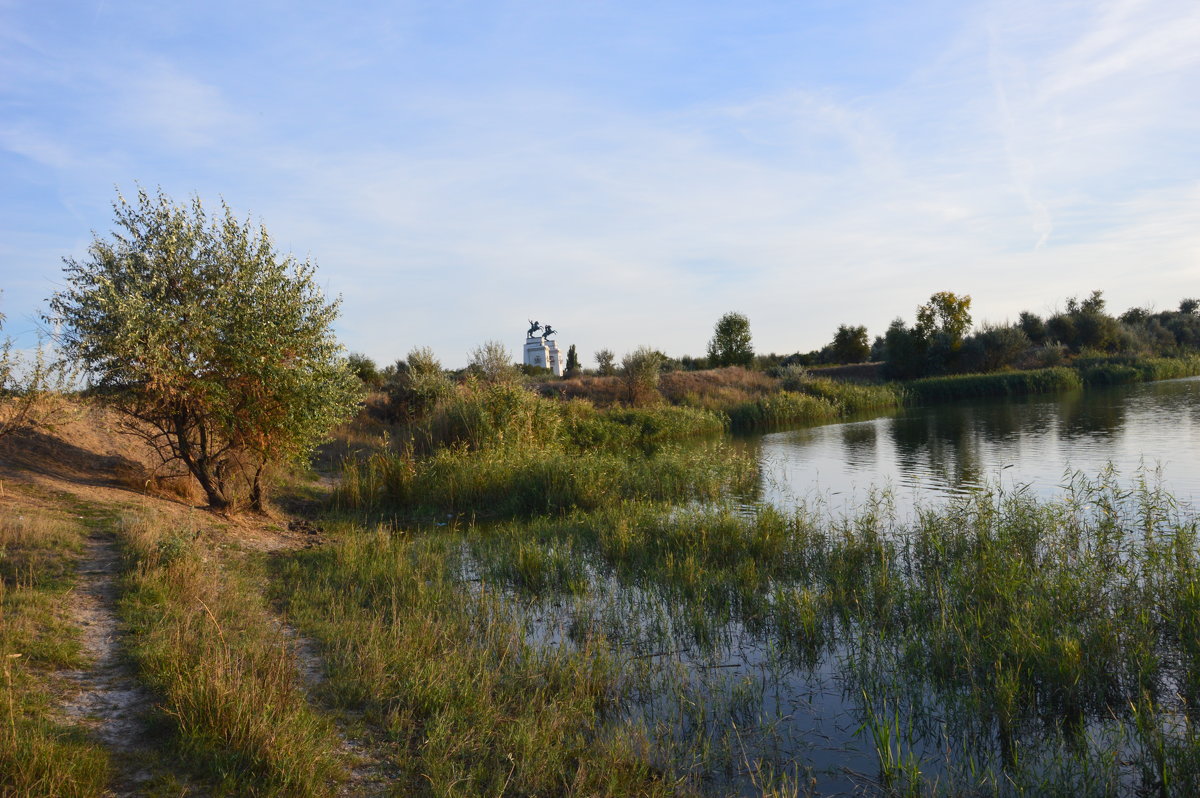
[542,324,556,339]
[526,320,541,338]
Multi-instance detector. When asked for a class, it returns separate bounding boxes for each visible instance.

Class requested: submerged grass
[0,507,110,796]
[114,512,344,795]
[458,470,1200,793]
[274,527,684,797]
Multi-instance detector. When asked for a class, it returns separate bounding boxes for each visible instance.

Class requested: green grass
[726,391,842,432]
[273,527,684,797]
[0,507,110,797]
[905,366,1083,403]
[451,470,1200,793]
[113,512,345,795]
[904,356,1200,405]
[333,441,756,519]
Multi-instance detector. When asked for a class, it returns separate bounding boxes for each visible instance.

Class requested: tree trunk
[173,410,232,511]
[249,462,267,513]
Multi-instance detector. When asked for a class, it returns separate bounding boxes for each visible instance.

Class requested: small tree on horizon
[707,312,754,368]
[830,324,870,364]
[621,346,663,405]
[467,339,516,383]
[594,348,616,376]
[49,187,362,513]
[563,344,581,378]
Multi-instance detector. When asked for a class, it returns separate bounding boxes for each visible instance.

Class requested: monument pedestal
[524,336,563,376]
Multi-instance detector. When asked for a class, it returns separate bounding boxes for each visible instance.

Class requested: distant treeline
[345,291,1200,401]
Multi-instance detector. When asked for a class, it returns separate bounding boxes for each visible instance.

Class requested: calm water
[505,379,1200,795]
[745,376,1200,516]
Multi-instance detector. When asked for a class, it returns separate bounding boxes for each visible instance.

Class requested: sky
[2,0,1199,368]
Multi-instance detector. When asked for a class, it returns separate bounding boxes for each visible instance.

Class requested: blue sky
[2,0,1198,367]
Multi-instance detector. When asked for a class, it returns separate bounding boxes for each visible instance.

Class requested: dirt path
[282,621,398,796]
[60,531,158,794]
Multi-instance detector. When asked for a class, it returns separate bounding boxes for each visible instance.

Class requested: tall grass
[114,513,344,795]
[334,442,755,518]
[0,510,109,796]
[905,356,1200,405]
[905,366,1083,403]
[726,391,841,432]
[1075,354,1200,386]
[274,528,682,797]
[461,470,1200,792]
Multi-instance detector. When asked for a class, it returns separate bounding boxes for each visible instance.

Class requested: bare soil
[59,532,157,794]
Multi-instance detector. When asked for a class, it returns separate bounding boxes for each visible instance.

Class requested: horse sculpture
[526,320,541,338]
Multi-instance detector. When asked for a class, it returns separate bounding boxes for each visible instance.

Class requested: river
[744,375,1200,516]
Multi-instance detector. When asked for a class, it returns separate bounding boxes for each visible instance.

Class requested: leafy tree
[1181,298,1199,316]
[347,352,382,388]
[594,349,616,376]
[961,324,1031,373]
[1018,311,1047,345]
[386,346,454,419]
[706,312,754,368]
[621,346,663,405]
[830,324,870,364]
[915,292,972,348]
[1,299,69,440]
[881,319,925,379]
[49,187,362,512]
[467,340,516,383]
[563,344,581,379]
[1047,291,1124,353]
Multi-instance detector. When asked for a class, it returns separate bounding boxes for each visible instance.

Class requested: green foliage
[915,291,972,347]
[466,340,516,383]
[334,442,753,518]
[594,348,616,377]
[881,319,926,379]
[0,512,110,796]
[346,352,381,388]
[789,376,903,415]
[49,187,362,512]
[961,323,1031,373]
[564,344,581,378]
[0,297,70,440]
[830,324,870,364]
[1018,311,1048,345]
[116,513,344,793]
[706,312,754,368]
[621,346,664,405]
[726,391,840,432]
[276,531,678,796]
[906,367,1082,403]
[385,347,454,421]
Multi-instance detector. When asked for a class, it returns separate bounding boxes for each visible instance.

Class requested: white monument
[524,320,563,376]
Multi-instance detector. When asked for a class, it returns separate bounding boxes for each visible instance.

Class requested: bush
[621,347,664,406]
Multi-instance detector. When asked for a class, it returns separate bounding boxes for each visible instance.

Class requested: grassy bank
[114,512,344,794]
[334,441,756,518]
[904,354,1200,405]
[725,379,902,432]
[0,506,109,796]
[273,528,685,797]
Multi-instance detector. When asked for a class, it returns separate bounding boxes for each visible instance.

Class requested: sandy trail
[283,621,398,796]
[60,531,157,794]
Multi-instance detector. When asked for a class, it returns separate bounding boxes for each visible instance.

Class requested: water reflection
[747,377,1200,514]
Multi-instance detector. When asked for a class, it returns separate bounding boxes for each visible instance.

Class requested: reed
[905,366,1082,403]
